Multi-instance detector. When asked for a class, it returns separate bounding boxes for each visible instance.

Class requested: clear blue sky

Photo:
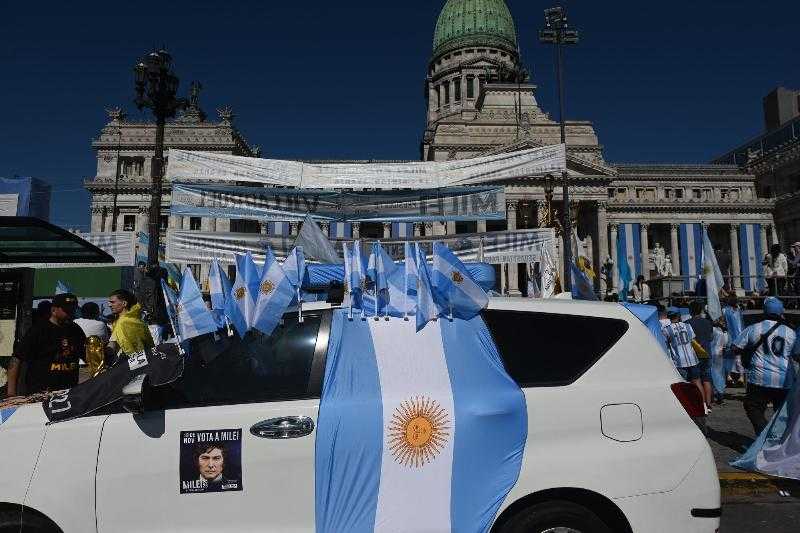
[2,1,798,231]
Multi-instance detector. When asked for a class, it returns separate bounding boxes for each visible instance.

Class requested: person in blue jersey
[733,297,798,435]
[710,321,730,405]
[663,308,704,402]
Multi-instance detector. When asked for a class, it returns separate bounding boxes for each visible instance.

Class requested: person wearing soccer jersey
[733,297,798,435]
[662,308,704,402]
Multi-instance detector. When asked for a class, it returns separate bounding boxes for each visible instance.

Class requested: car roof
[487,297,636,322]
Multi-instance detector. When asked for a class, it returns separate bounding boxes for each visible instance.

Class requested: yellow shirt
[111,304,155,355]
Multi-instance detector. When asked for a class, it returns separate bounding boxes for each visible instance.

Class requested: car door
[95,310,330,533]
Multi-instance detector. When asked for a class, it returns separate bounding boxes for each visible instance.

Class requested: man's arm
[6,357,21,397]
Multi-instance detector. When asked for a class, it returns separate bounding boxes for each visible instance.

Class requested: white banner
[166,145,566,189]
[0,194,18,216]
[77,232,137,266]
[166,228,556,266]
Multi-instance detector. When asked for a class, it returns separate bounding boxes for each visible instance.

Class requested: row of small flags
[160,241,490,344]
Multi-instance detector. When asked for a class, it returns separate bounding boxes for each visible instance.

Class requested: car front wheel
[498,500,612,533]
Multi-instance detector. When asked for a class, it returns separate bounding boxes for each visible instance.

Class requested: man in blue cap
[732,297,798,434]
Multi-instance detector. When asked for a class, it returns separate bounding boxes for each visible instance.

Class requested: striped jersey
[711,327,729,359]
[662,322,698,368]
[733,320,797,389]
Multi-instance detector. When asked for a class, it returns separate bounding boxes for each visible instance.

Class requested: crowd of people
[659,295,799,436]
[2,289,155,399]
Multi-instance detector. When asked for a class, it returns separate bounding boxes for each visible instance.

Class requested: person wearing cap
[5,293,86,398]
[732,296,798,435]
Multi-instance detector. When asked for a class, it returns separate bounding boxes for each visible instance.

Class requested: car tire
[0,510,61,533]
[498,500,612,533]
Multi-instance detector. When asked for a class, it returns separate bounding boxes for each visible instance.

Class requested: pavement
[705,386,800,496]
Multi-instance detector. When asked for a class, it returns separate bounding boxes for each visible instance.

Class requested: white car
[0,299,720,532]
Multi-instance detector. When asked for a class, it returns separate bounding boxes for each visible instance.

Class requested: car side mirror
[122,374,147,415]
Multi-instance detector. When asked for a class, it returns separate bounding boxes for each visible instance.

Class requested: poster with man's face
[179,429,243,494]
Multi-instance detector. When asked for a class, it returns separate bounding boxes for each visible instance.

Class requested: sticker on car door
[179,429,244,494]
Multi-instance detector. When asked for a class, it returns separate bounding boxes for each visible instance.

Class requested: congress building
[84,0,777,297]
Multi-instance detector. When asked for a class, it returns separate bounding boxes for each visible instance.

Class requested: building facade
[85,0,777,297]
[714,88,800,247]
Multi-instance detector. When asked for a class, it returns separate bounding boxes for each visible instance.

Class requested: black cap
[52,293,79,313]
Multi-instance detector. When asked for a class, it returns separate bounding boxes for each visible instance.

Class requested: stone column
[730,224,742,290]
[137,207,149,233]
[168,216,179,230]
[609,224,619,292]
[446,221,456,235]
[500,264,506,296]
[460,76,467,104]
[760,225,769,258]
[201,217,217,232]
[101,207,109,232]
[352,222,360,239]
[670,224,681,276]
[476,220,487,233]
[216,218,231,232]
[290,222,299,237]
[596,202,608,293]
[383,222,392,239]
[506,201,521,295]
[181,216,191,230]
[91,208,103,232]
[640,223,650,280]
[428,83,436,117]
[413,223,422,237]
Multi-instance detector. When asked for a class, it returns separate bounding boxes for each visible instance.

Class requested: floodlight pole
[540,6,579,292]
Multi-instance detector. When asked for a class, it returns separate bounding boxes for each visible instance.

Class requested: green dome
[433,0,517,58]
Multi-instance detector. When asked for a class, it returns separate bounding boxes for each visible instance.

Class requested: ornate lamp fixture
[133,48,188,265]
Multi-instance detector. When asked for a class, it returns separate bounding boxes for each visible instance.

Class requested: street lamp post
[133,49,187,266]
[111,128,122,232]
[540,5,579,292]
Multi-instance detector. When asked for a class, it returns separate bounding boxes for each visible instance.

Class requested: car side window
[482,310,628,387]
[156,311,329,409]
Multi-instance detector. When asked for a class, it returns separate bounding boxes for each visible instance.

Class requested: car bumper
[614,444,721,533]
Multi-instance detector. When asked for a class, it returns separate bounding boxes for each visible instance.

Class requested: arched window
[444,81,450,105]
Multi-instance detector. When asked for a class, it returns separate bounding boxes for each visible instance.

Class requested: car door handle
[250,416,315,439]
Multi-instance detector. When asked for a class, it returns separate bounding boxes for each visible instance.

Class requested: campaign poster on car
[179,429,243,494]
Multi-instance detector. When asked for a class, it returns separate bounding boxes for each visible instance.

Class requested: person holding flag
[252,247,296,336]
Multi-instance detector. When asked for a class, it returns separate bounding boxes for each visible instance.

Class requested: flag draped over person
[701,228,724,321]
[252,247,296,336]
[617,232,632,302]
[570,262,598,301]
[315,311,527,533]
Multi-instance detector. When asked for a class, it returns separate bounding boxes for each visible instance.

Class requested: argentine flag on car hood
[316,311,527,532]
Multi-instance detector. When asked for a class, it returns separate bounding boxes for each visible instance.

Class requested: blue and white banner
[315,312,527,532]
[679,224,703,291]
[391,222,414,239]
[740,223,766,292]
[732,380,800,480]
[329,222,353,239]
[170,183,506,223]
[616,224,641,293]
[269,222,290,236]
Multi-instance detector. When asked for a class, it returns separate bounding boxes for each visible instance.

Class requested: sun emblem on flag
[451,271,464,284]
[388,396,450,468]
[234,286,246,300]
[260,279,275,295]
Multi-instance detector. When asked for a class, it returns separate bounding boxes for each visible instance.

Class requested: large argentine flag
[740,223,766,292]
[616,224,640,296]
[679,224,703,290]
[316,312,527,532]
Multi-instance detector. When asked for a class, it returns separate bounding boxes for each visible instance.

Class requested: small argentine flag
[175,268,218,341]
[252,247,295,336]
[315,312,527,532]
[431,241,489,320]
[226,253,256,338]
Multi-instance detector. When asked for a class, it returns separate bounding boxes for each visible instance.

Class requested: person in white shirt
[631,275,651,303]
[73,302,110,343]
[764,244,788,296]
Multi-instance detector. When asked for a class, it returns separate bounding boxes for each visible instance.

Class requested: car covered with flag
[0,241,719,533]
